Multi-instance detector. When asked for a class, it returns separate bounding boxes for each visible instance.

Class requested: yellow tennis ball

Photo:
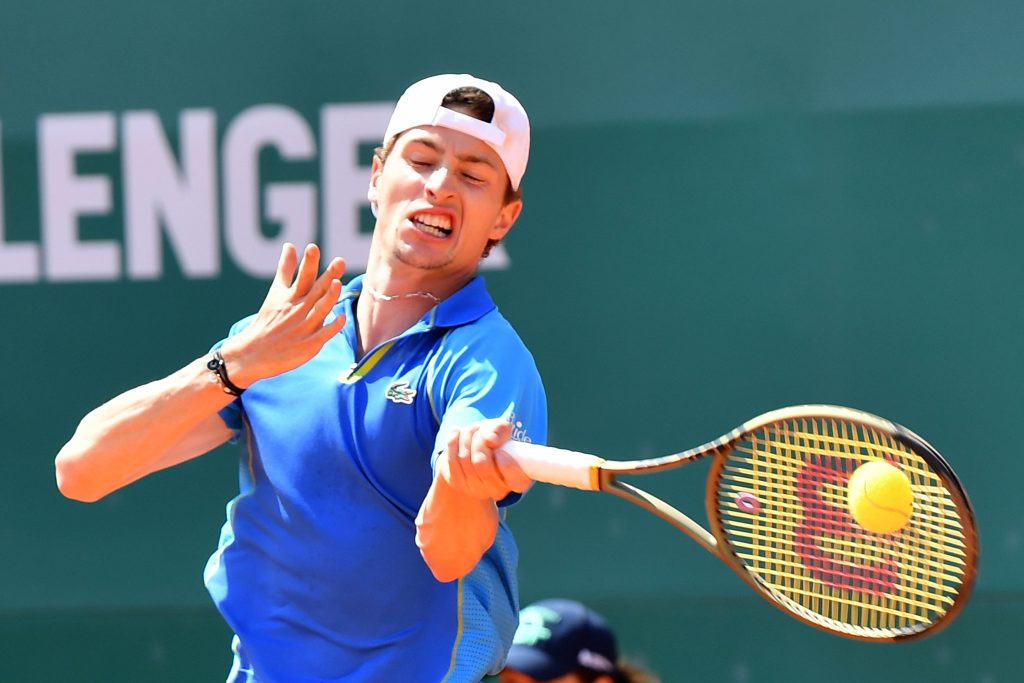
[848,460,913,534]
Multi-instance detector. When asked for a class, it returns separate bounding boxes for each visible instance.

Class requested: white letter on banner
[0,120,41,282]
[39,112,119,281]
[223,105,316,278]
[123,109,218,279]
[320,102,391,271]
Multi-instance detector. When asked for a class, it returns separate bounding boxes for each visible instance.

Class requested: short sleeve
[427,322,547,507]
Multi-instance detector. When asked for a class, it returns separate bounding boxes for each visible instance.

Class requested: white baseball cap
[381,73,530,190]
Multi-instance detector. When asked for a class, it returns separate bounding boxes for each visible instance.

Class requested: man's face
[368,124,522,279]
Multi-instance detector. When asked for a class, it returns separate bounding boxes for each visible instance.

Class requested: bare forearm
[415,475,500,583]
[55,356,235,502]
[415,419,531,582]
[55,243,347,503]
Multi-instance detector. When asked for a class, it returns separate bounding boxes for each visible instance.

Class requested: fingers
[459,426,494,494]
[445,421,519,500]
[482,419,512,446]
[304,256,346,337]
[274,244,345,310]
[274,242,299,287]
[308,256,346,304]
[307,277,342,326]
[480,421,530,493]
[442,429,461,486]
[493,447,531,494]
[312,312,346,347]
[292,244,321,296]
[324,256,346,279]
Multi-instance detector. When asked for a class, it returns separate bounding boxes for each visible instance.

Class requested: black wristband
[207,349,246,396]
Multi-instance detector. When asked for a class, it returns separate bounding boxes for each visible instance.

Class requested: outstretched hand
[220,243,346,388]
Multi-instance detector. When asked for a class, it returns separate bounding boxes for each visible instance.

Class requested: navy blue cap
[504,599,619,680]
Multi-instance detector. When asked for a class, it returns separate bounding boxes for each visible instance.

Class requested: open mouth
[411,213,452,238]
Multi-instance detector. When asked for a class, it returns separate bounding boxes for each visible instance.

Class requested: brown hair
[374,86,522,258]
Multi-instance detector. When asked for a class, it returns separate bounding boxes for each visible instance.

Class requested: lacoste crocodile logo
[385,380,416,405]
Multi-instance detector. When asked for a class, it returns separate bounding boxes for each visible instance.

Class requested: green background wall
[2,1,1021,680]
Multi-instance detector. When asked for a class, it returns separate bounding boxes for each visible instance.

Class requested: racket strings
[718,474,969,552]
[714,417,970,638]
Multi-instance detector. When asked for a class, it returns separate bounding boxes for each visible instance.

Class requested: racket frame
[586,405,979,641]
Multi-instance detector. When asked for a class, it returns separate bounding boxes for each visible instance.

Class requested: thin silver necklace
[362,282,441,305]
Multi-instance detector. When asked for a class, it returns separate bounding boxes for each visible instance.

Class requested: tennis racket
[500,405,978,641]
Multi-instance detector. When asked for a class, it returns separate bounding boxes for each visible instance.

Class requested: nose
[424,165,455,200]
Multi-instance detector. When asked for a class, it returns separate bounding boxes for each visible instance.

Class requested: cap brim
[504,644,574,680]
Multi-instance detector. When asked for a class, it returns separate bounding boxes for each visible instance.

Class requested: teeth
[419,225,448,238]
[412,213,452,237]
[416,213,451,229]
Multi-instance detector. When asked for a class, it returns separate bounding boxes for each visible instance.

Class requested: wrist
[206,349,246,396]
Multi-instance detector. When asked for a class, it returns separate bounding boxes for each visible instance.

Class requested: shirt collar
[344,274,496,329]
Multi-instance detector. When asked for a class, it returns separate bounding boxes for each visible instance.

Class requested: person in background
[499,598,659,683]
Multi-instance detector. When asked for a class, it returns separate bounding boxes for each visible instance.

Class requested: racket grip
[500,441,604,491]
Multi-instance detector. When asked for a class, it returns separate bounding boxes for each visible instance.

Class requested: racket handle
[500,441,605,491]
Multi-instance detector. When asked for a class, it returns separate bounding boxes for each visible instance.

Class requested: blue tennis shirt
[205,274,547,682]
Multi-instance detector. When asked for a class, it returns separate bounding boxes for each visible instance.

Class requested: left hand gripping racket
[500,405,978,641]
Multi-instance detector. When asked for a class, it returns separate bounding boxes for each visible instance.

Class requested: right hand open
[219,243,346,388]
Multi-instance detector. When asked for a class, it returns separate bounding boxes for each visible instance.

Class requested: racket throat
[607,480,718,554]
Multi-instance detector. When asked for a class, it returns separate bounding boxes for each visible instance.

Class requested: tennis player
[55,74,546,682]
[500,599,658,683]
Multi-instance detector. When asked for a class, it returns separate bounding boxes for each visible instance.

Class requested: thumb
[480,420,512,448]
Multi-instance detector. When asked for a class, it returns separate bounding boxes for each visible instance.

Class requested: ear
[488,198,523,243]
[366,154,384,206]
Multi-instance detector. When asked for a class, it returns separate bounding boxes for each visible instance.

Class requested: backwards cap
[504,599,619,680]
[382,73,530,190]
